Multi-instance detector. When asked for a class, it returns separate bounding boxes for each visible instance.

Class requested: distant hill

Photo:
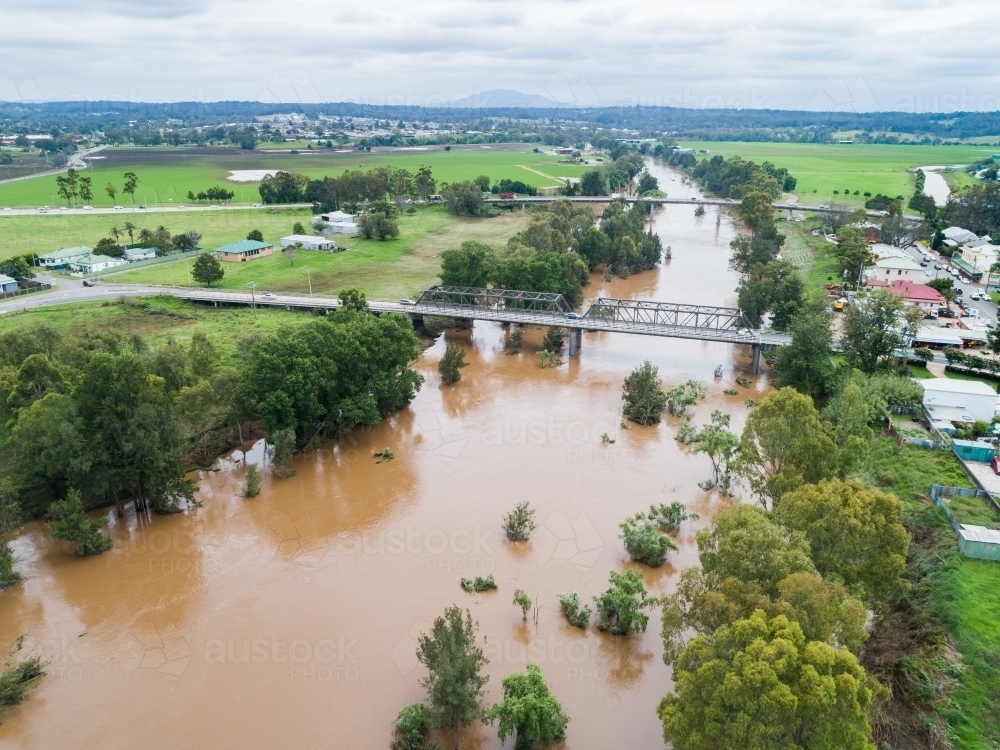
[443,89,560,109]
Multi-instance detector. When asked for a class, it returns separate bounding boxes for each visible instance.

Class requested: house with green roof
[213,239,274,262]
[38,246,92,269]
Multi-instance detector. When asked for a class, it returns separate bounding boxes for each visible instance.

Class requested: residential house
[864,279,945,310]
[0,273,18,293]
[124,247,157,262]
[38,246,92,269]
[868,256,929,284]
[69,254,129,275]
[942,226,978,245]
[920,378,999,423]
[213,239,274,262]
[280,235,335,251]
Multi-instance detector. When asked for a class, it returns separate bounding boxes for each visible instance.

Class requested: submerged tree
[0,481,23,588]
[48,489,113,556]
[416,606,490,750]
[648,502,698,534]
[488,664,569,750]
[620,512,678,567]
[558,593,592,629]
[593,569,656,635]
[438,343,469,385]
[622,360,668,425]
[242,464,262,498]
[390,702,435,750]
[502,501,537,541]
[268,428,297,478]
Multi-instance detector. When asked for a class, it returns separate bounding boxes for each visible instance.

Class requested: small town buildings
[69,254,129,274]
[958,242,1000,282]
[213,239,274,262]
[868,256,929,283]
[280,235,335,251]
[38,246,92,269]
[942,226,979,245]
[920,378,999,423]
[312,212,359,235]
[0,273,18,293]
[864,279,945,310]
[912,326,965,349]
[124,247,157,262]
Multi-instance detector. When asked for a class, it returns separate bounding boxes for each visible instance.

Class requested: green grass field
[0,206,313,263]
[0,145,589,208]
[0,295,305,364]
[682,142,997,207]
[109,204,530,299]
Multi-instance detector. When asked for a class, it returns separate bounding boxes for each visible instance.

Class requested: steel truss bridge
[176,285,790,372]
[410,286,790,371]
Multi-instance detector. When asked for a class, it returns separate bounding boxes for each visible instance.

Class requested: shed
[0,273,18,293]
[280,235,335,251]
[921,379,999,423]
[950,438,996,462]
[957,524,1000,561]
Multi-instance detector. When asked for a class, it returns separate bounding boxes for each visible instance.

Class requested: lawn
[944,369,1000,387]
[108,204,532,300]
[681,142,997,207]
[779,220,842,294]
[0,144,590,208]
[0,295,305,364]
[0,206,313,263]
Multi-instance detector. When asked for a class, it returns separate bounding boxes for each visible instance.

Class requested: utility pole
[248,281,257,318]
[305,267,312,296]
[185,258,191,288]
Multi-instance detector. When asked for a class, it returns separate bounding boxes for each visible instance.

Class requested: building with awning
[952,254,984,281]
[913,326,965,348]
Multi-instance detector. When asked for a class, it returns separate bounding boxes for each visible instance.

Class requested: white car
[114,205,124,210]
[966,308,980,317]
[399,299,415,305]
[59,206,68,211]
[970,292,981,301]
[2,207,10,211]
[83,205,93,210]
[260,292,277,300]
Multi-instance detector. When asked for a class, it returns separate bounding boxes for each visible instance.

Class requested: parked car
[920,261,929,267]
[938,307,954,318]
[990,455,1000,475]
[970,292,981,301]
[934,263,942,270]
[966,307,980,317]
[955,297,964,305]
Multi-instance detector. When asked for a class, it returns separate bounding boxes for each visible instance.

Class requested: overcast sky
[1,0,998,112]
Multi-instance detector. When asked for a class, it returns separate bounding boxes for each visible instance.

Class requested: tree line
[261,165,439,209]
[438,198,663,306]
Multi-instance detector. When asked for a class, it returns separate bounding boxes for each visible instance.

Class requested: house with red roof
[864,278,945,310]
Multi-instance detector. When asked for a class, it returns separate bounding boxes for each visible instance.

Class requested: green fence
[931,485,1000,561]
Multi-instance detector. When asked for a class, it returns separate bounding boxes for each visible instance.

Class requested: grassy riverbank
[682,142,997,207]
[864,438,1000,749]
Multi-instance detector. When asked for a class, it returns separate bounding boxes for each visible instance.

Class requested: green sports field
[0,145,589,208]
[682,141,997,206]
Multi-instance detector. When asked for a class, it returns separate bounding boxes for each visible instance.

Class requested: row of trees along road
[0,295,424,575]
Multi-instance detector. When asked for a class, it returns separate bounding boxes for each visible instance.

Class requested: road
[0,202,313,217]
[0,144,108,187]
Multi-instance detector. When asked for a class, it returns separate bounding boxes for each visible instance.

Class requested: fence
[82,249,205,279]
[931,485,1000,560]
[0,282,52,299]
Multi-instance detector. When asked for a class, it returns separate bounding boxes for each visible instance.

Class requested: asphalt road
[0,202,313,217]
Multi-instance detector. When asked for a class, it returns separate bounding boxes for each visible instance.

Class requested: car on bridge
[261,293,276,300]
[565,312,581,319]
[399,299,416,305]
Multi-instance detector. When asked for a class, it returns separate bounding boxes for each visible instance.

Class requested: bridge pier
[751,344,762,374]
[568,329,582,356]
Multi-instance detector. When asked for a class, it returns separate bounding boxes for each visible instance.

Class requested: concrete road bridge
[176,285,789,373]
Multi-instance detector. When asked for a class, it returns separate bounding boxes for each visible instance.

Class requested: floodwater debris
[373,447,395,463]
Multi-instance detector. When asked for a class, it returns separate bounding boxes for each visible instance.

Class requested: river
[0,161,766,749]
[920,166,955,205]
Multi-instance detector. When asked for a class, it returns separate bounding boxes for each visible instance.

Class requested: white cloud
[0,0,997,111]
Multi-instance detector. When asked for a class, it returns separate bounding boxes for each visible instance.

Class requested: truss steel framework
[416,285,573,313]
[582,298,753,332]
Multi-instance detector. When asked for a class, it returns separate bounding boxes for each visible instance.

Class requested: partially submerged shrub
[593,570,656,635]
[460,574,497,593]
[48,490,112,556]
[666,380,707,416]
[502,502,537,541]
[558,593,592,629]
[623,361,667,425]
[619,512,678,567]
[390,702,435,750]
[242,464,262,498]
[648,502,698,533]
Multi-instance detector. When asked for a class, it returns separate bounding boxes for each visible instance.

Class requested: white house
[38,246,92,269]
[920,379,999,423]
[69,254,129,275]
[280,235,335,250]
[124,248,157,262]
[869,257,929,284]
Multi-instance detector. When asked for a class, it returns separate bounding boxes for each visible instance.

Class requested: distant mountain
[442,89,560,109]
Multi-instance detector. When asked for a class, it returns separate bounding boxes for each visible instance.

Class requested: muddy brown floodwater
[0,162,770,749]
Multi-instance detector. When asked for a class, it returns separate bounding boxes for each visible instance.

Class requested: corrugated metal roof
[922,379,998,396]
[959,524,1000,543]
[39,246,92,260]
[213,239,272,255]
